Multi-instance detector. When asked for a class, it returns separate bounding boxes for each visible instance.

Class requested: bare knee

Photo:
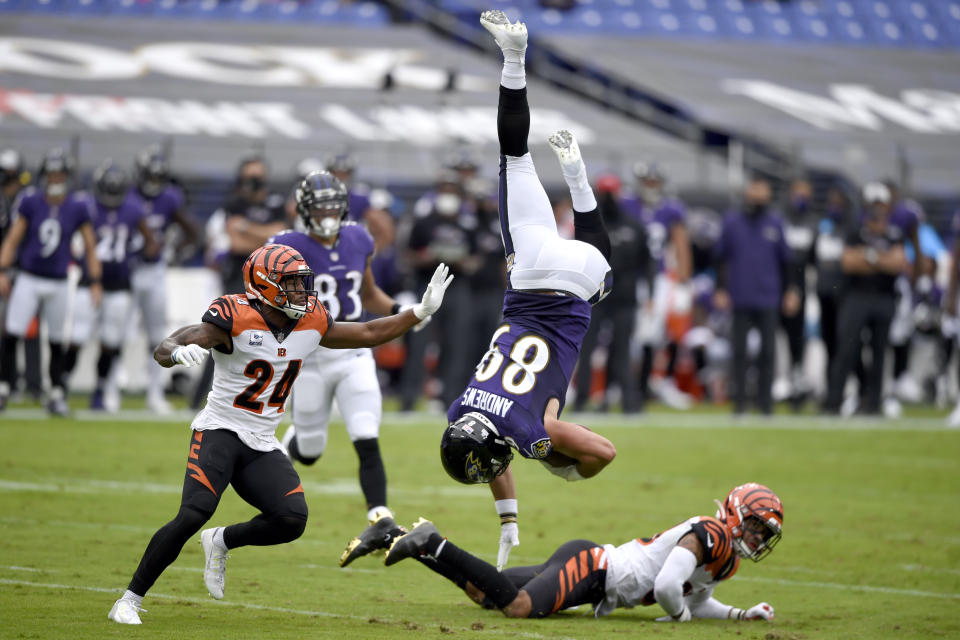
[502,590,532,618]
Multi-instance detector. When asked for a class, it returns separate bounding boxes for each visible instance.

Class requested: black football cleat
[339,514,406,568]
[384,518,440,567]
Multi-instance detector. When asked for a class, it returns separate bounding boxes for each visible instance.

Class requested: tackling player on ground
[415,10,615,571]
[272,170,417,532]
[107,244,453,625]
[377,483,781,623]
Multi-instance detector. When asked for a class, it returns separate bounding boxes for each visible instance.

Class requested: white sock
[122,590,143,607]
[213,527,227,550]
[367,506,392,522]
[558,159,596,212]
[501,60,526,90]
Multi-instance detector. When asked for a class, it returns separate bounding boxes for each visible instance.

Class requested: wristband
[390,302,402,315]
[495,498,518,525]
[728,607,745,620]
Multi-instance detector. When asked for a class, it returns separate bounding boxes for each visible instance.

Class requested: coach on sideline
[823,183,907,416]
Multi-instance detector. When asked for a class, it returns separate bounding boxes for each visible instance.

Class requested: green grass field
[1,408,958,639]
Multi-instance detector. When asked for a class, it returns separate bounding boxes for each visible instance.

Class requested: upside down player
[429,10,615,570]
[378,483,782,623]
[107,245,453,625]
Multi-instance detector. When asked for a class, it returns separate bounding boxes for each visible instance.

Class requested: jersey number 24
[233,359,302,414]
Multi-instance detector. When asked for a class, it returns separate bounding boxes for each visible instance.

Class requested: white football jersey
[190,294,332,451]
[595,515,739,617]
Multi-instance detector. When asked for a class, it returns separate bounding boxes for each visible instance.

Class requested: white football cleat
[108,598,145,625]
[201,527,228,600]
[480,9,527,63]
[548,129,582,169]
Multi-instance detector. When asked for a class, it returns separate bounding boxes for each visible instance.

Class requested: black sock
[414,555,468,590]
[288,436,320,465]
[224,513,306,548]
[63,345,80,376]
[498,85,529,157]
[96,347,119,387]
[48,342,66,390]
[0,334,17,388]
[435,538,519,609]
[129,506,209,596]
[353,438,387,509]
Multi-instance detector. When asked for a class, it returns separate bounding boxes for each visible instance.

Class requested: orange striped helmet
[243,244,316,320]
[718,483,783,562]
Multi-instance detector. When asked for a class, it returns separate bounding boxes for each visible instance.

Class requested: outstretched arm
[154,322,229,368]
[542,401,616,479]
[683,587,774,622]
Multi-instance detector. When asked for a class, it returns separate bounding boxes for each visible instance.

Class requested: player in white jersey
[365,483,781,623]
[108,243,454,625]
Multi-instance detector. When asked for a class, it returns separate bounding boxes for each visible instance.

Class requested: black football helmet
[295,170,349,239]
[38,147,74,180]
[440,412,514,484]
[134,144,169,198]
[93,160,130,209]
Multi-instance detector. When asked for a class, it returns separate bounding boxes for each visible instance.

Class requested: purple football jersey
[348,189,371,222]
[889,200,921,235]
[13,187,94,279]
[621,196,686,270]
[132,184,185,263]
[92,193,145,290]
[447,290,591,460]
[270,222,374,322]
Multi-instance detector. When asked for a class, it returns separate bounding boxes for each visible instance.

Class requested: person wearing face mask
[400,171,480,411]
[814,186,853,392]
[217,154,287,296]
[0,148,102,415]
[621,162,693,411]
[823,183,907,416]
[713,176,796,415]
[778,178,818,409]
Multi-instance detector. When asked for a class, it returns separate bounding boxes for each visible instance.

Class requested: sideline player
[272,170,417,528]
[434,10,616,570]
[0,148,102,415]
[130,145,199,413]
[377,483,781,623]
[107,244,453,625]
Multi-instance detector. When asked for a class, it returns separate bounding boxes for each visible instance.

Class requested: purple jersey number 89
[475,324,551,395]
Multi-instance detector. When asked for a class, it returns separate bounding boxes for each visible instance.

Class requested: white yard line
[736,576,960,599]
[0,578,570,639]
[899,564,960,576]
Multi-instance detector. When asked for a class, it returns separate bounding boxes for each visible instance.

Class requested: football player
[433,10,615,571]
[69,161,158,411]
[373,483,781,623]
[272,170,415,529]
[130,145,199,413]
[107,244,453,625]
[0,148,102,415]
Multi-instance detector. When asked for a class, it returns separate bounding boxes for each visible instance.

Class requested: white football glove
[171,344,209,368]
[744,602,775,621]
[656,606,692,622]
[399,303,432,332]
[496,521,519,571]
[412,263,454,320]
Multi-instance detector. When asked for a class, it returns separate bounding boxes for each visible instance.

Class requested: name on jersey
[461,387,514,418]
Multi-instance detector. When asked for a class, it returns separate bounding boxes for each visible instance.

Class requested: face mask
[640,186,662,206]
[240,177,265,193]
[46,182,67,199]
[746,203,766,217]
[141,178,163,198]
[311,214,341,239]
[435,193,461,216]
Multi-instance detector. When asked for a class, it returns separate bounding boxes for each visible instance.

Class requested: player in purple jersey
[71,162,158,410]
[327,153,374,223]
[129,145,199,413]
[0,148,103,415]
[270,170,420,543]
[379,11,615,572]
[621,163,694,410]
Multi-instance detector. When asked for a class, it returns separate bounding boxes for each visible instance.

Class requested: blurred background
[2,0,960,422]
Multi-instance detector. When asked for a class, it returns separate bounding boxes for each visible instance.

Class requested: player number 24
[233,359,302,414]
[474,324,549,395]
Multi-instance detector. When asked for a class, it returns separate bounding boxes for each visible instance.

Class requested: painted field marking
[0,578,571,639]
[736,576,960,599]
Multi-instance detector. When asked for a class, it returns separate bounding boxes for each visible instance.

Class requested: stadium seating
[1,0,955,47]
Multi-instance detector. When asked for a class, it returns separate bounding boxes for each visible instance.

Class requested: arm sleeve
[686,586,736,619]
[573,207,612,261]
[653,546,698,618]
